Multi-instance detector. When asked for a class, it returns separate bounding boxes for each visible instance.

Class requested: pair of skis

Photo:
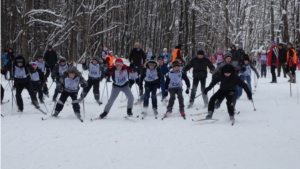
[42,115,83,122]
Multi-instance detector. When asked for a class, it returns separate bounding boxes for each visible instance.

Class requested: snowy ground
[1,62,300,169]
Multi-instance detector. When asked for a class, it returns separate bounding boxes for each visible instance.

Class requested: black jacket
[44,50,58,67]
[230,49,239,62]
[57,71,86,93]
[183,57,215,79]
[31,68,45,84]
[278,48,287,63]
[129,48,146,70]
[13,55,34,84]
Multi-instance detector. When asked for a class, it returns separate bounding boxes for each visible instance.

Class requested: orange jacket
[171,48,183,63]
[105,54,114,68]
[286,48,297,66]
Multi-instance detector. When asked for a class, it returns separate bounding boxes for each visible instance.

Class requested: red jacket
[267,46,279,67]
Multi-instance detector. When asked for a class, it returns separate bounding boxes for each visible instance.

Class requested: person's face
[60,62,66,66]
[38,58,43,62]
[148,49,152,52]
[287,45,291,49]
[244,60,249,65]
[8,49,12,53]
[197,54,204,59]
[225,57,231,63]
[48,48,52,52]
[158,60,163,66]
[32,65,37,70]
[115,64,123,70]
[231,47,235,50]
[224,73,231,77]
[17,63,23,67]
[149,65,155,69]
[103,47,107,51]
[278,45,282,49]
[92,60,98,65]
[173,66,180,71]
[135,44,140,48]
[163,49,167,53]
[69,73,76,79]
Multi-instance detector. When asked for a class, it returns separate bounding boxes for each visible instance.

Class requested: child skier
[203,64,252,123]
[183,50,215,108]
[13,55,40,112]
[237,56,259,98]
[52,57,69,101]
[52,66,87,118]
[79,56,103,104]
[164,61,190,118]
[35,55,49,97]
[157,56,169,102]
[98,58,136,119]
[259,50,267,78]
[30,62,45,103]
[139,60,161,116]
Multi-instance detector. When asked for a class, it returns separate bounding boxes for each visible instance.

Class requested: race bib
[31,72,40,81]
[88,63,101,78]
[14,66,26,78]
[65,77,80,91]
[169,72,182,88]
[129,72,138,80]
[145,69,158,82]
[115,69,128,86]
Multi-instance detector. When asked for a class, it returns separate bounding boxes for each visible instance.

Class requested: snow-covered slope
[1,64,300,169]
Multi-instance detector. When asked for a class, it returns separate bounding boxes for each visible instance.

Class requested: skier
[268,40,279,83]
[286,42,297,83]
[98,58,136,119]
[237,56,259,98]
[164,61,190,118]
[13,55,40,112]
[171,44,185,64]
[35,55,49,97]
[214,48,224,65]
[79,56,103,103]
[2,48,15,79]
[203,64,252,122]
[277,43,287,78]
[157,56,169,102]
[105,51,114,82]
[52,66,87,118]
[129,42,146,71]
[230,44,239,61]
[259,50,267,78]
[139,60,161,116]
[183,50,215,108]
[51,57,69,101]
[44,45,58,82]
[29,62,45,103]
[237,44,246,65]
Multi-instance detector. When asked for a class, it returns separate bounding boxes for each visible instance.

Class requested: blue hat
[270,40,276,44]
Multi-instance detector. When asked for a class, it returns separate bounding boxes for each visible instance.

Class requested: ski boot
[32,100,40,109]
[187,101,194,109]
[75,112,81,118]
[127,108,133,116]
[52,111,60,117]
[180,111,186,117]
[206,111,213,119]
[153,108,158,116]
[17,109,23,113]
[39,99,44,104]
[99,111,108,119]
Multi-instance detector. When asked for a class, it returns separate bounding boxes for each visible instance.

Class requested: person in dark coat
[29,62,45,103]
[277,43,287,77]
[237,44,246,65]
[44,45,58,81]
[129,42,146,71]
[230,44,239,62]
[51,57,69,101]
[183,50,215,108]
[2,48,15,79]
[203,64,252,122]
[267,40,279,83]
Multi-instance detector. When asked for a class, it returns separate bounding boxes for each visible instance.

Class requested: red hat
[115,58,123,65]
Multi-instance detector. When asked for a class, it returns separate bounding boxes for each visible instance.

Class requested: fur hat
[67,66,77,74]
[92,56,100,63]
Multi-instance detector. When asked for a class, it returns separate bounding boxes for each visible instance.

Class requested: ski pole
[195,93,202,99]
[105,79,109,98]
[134,78,143,111]
[48,81,55,90]
[251,99,256,111]
[51,93,60,115]
[290,76,292,97]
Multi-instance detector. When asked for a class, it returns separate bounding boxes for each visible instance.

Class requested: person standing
[146,48,155,61]
[183,50,215,108]
[230,44,239,62]
[259,50,268,78]
[105,51,114,82]
[129,42,146,71]
[29,62,45,103]
[171,44,185,64]
[214,48,224,65]
[268,40,279,83]
[44,45,58,82]
[286,43,297,83]
[277,43,287,78]
[161,48,171,65]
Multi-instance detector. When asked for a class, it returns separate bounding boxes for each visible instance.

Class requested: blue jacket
[1,54,9,65]
[159,64,169,83]
[160,53,171,62]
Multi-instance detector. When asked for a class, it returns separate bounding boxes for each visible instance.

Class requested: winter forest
[1,0,300,62]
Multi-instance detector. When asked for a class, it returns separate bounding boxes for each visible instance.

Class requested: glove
[185,89,189,94]
[203,88,209,95]
[81,82,87,88]
[247,93,252,100]
[165,91,168,97]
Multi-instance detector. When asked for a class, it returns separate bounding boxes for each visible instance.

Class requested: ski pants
[208,89,235,117]
[143,83,158,109]
[43,82,49,95]
[277,62,286,77]
[215,87,238,109]
[167,88,184,113]
[55,91,80,114]
[261,64,267,77]
[15,82,38,111]
[190,78,208,105]
[81,77,100,100]
[1,85,4,101]
[31,81,44,100]
[160,80,166,100]
[45,65,55,80]
[237,75,251,96]
[104,85,134,113]
[271,65,277,82]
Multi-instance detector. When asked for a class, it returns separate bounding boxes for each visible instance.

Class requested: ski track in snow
[1,63,300,169]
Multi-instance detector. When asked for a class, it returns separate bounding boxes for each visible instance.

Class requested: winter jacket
[278,48,287,63]
[105,64,136,87]
[160,52,171,64]
[237,49,245,62]
[286,47,298,67]
[129,48,146,70]
[267,46,279,67]
[105,54,114,69]
[240,62,259,77]
[165,70,190,90]
[259,54,268,65]
[140,60,162,87]
[57,70,86,93]
[230,49,239,62]
[214,54,224,64]
[159,64,169,83]
[2,50,15,69]
[31,68,45,84]
[13,55,34,84]
[44,50,58,67]
[183,57,215,79]
[171,48,184,64]
[212,61,241,76]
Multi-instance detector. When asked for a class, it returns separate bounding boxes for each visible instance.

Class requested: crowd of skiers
[1,41,299,123]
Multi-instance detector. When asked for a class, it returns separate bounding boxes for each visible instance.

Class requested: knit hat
[224,52,232,59]
[163,48,167,52]
[222,64,234,73]
[172,61,181,67]
[67,66,77,74]
[103,46,108,50]
[115,58,123,65]
[109,51,113,54]
[238,44,243,49]
[197,50,204,55]
[270,40,276,44]
[59,57,66,63]
[278,43,284,47]
[92,56,100,63]
[47,45,52,49]
[37,55,43,59]
[177,44,182,48]
[243,56,250,62]
[231,44,236,49]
